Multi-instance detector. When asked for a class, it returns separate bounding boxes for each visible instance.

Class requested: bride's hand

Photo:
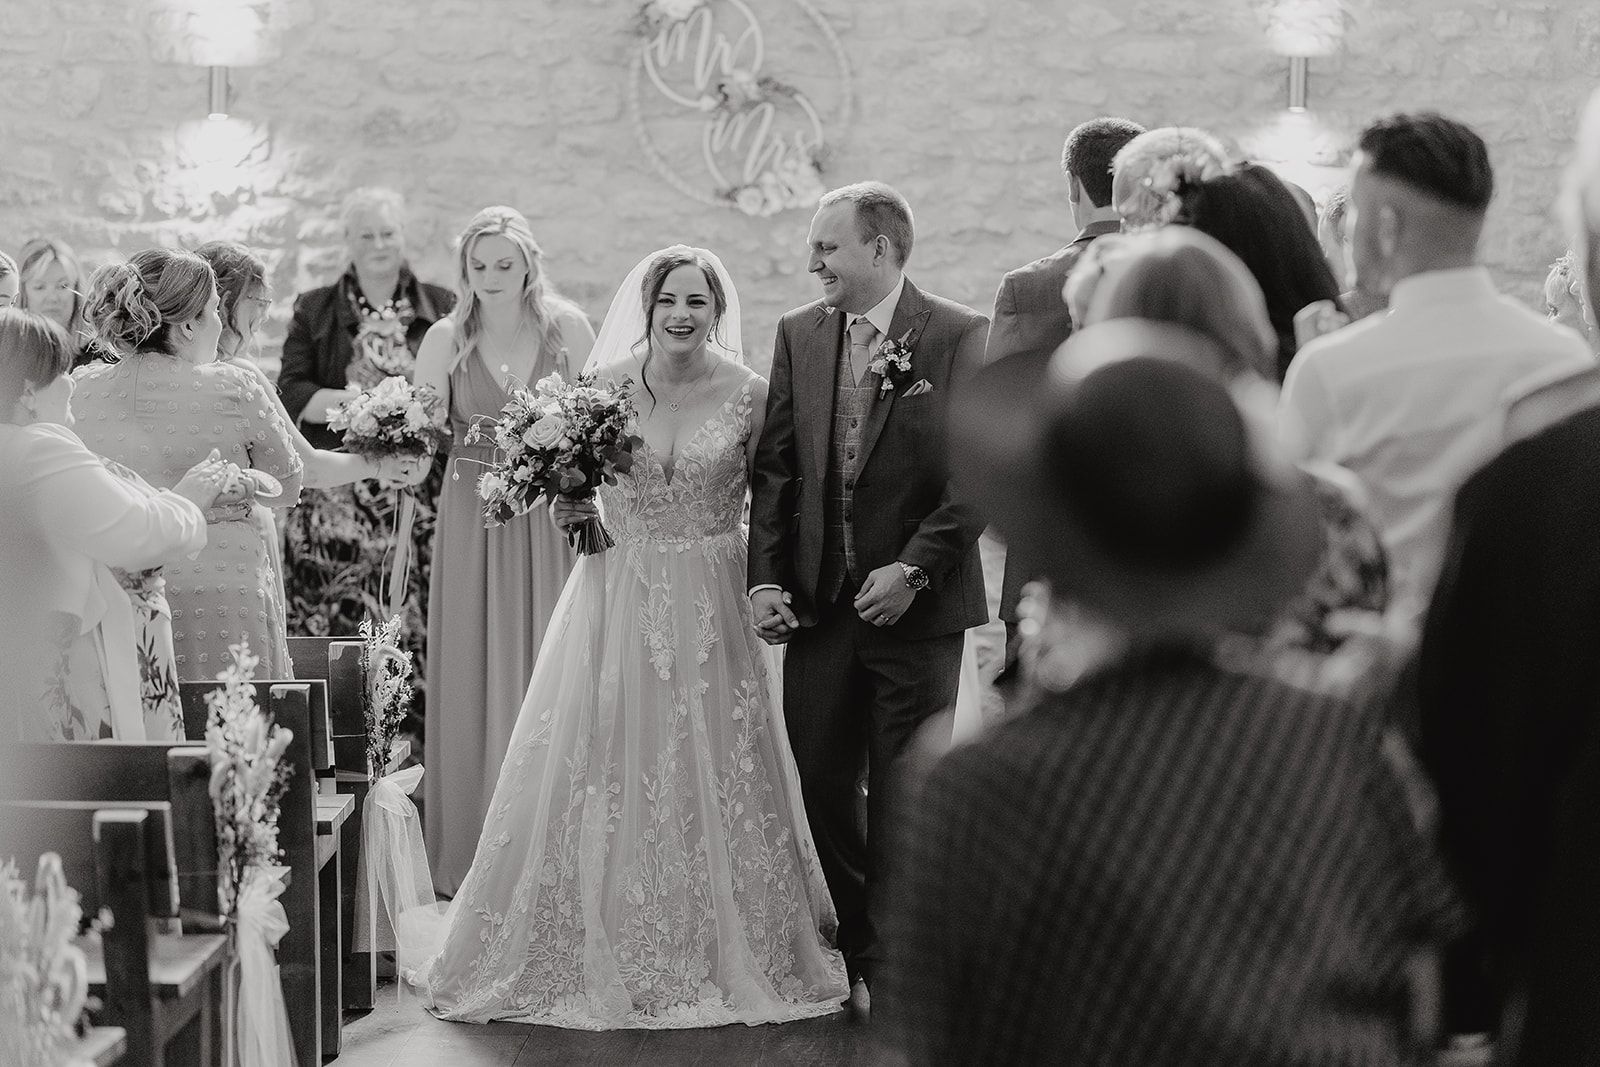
[550,496,598,531]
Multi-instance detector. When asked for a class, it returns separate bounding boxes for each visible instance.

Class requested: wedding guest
[984,117,1143,678]
[196,240,427,678]
[1418,406,1600,1063]
[15,238,97,366]
[1169,162,1345,381]
[1542,249,1597,352]
[1279,111,1594,624]
[277,187,453,718]
[1088,227,1389,660]
[0,308,221,741]
[1110,125,1230,229]
[890,322,1459,1066]
[1417,84,1600,1067]
[413,206,592,895]
[1318,187,1389,320]
[0,251,19,308]
[72,248,305,679]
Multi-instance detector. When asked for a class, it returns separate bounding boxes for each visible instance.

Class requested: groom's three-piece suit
[749,275,989,983]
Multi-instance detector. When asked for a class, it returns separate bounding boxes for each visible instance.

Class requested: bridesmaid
[72,248,306,680]
[414,206,593,894]
[277,187,453,721]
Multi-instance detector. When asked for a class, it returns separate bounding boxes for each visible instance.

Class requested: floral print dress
[410,370,847,1028]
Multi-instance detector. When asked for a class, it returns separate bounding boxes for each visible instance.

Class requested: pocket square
[903,379,934,397]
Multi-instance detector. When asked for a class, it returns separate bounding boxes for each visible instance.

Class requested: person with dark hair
[984,116,1145,677]
[0,307,224,741]
[749,180,990,1016]
[405,245,848,1026]
[884,320,1459,1066]
[71,247,306,680]
[1279,111,1594,624]
[1172,162,1345,382]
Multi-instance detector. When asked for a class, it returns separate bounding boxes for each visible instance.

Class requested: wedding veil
[583,245,745,375]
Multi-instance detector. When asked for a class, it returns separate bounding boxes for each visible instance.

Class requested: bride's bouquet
[465,371,644,554]
[328,375,449,460]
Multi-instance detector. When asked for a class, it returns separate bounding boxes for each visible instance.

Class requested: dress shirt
[1279,266,1594,616]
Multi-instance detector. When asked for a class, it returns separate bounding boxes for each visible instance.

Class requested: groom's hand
[752,588,800,645]
[855,564,917,627]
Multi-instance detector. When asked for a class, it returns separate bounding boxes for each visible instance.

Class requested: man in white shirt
[1280,111,1594,619]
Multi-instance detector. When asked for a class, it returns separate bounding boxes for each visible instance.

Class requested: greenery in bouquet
[358,614,414,777]
[466,371,643,553]
[0,855,96,1066]
[204,639,294,920]
[328,375,450,460]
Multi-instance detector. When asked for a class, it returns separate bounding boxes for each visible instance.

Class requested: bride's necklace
[483,314,527,378]
[659,357,715,413]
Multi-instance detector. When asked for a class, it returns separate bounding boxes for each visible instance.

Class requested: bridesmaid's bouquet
[329,375,449,460]
[465,371,644,554]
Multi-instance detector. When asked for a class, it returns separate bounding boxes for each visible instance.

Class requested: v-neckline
[645,379,745,487]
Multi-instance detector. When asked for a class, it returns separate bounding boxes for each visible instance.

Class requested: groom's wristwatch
[897,562,929,592]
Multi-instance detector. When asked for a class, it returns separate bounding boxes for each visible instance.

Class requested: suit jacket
[277,264,454,450]
[987,220,1119,623]
[1418,406,1600,1064]
[749,277,990,640]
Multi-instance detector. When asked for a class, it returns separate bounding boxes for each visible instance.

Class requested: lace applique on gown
[410,371,847,1028]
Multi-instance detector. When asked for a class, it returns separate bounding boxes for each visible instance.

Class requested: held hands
[550,495,599,532]
[376,453,429,490]
[751,588,800,646]
[855,563,917,627]
[172,449,244,511]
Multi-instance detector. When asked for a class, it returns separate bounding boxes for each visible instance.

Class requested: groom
[749,181,989,1011]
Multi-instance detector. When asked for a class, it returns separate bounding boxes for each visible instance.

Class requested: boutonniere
[867,329,917,398]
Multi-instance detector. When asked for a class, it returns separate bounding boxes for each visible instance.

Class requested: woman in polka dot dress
[72,248,305,680]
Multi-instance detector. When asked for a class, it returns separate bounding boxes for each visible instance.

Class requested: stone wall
[2,0,1595,375]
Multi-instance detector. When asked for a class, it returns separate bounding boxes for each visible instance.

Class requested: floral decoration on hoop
[628,0,851,216]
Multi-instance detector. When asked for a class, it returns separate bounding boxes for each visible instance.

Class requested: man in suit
[986,116,1144,671]
[749,181,989,1014]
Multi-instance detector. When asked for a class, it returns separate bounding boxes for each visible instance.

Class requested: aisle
[336,982,876,1066]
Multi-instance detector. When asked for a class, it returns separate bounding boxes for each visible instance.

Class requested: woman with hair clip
[404,245,846,1029]
[70,247,305,680]
[195,240,431,670]
[411,206,594,895]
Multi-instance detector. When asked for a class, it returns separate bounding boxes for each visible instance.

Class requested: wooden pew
[179,680,332,1065]
[64,1026,128,1065]
[0,803,226,1065]
[3,743,221,927]
[288,635,414,1011]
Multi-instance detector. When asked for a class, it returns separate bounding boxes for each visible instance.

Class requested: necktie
[848,317,879,387]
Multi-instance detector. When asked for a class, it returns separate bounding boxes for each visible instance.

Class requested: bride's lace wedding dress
[409,368,848,1028]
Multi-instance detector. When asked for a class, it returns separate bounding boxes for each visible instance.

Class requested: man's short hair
[1358,112,1494,213]
[818,181,915,266]
[1061,117,1147,208]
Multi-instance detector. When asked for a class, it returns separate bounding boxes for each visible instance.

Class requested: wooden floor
[335,982,886,1066]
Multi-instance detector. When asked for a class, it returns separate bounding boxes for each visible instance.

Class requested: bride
[406,246,849,1027]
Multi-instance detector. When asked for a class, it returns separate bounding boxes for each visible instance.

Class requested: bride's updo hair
[85,248,215,359]
[635,246,729,410]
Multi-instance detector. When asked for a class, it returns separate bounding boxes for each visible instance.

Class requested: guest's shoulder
[1003,245,1079,292]
[1295,306,1391,366]
[418,280,456,314]
[289,282,342,317]
[911,281,985,328]
[0,422,94,479]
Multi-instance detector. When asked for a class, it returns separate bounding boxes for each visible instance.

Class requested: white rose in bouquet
[526,413,568,449]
